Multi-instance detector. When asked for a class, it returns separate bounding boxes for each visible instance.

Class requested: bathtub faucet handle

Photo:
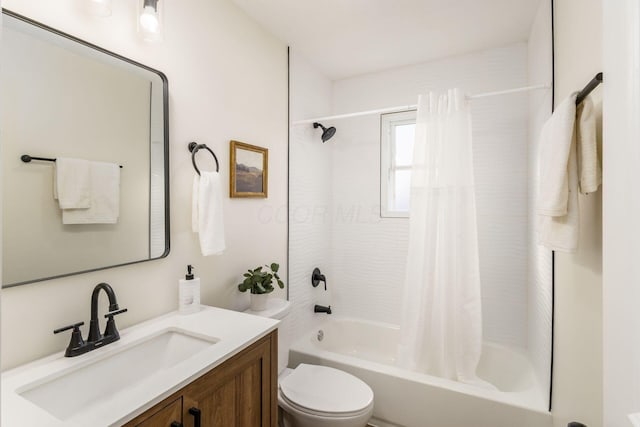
[312,267,327,290]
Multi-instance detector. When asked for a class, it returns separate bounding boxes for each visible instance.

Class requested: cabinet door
[184,332,277,427]
[134,397,182,427]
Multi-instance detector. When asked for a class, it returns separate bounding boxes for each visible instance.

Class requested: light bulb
[139,5,160,34]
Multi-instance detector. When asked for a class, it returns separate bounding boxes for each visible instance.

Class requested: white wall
[1,0,288,370]
[527,0,554,405]
[2,24,150,284]
[603,1,640,426]
[285,50,333,371]
[329,44,531,349]
[552,0,603,426]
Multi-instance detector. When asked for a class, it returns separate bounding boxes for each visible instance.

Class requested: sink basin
[18,328,218,421]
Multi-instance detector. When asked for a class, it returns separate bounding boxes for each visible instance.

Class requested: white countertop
[244,298,291,319]
[1,306,279,427]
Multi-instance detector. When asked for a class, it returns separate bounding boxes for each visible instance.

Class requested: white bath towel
[537,93,578,217]
[62,161,120,224]
[192,171,225,256]
[53,158,92,209]
[576,98,602,194]
[537,93,579,253]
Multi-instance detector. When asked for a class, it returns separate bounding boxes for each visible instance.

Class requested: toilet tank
[244,298,291,373]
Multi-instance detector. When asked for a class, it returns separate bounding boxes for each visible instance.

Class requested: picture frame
[230,140,268,198]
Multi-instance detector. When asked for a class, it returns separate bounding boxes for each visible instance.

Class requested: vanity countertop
[1,306,279,427]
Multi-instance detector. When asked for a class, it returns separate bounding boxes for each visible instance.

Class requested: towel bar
[188,142,219,175]
[21,155,123,168]
[575,73,603,105]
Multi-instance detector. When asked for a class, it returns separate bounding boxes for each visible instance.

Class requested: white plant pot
[250,293,269,311]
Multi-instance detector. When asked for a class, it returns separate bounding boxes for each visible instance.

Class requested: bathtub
[288,317,552,427]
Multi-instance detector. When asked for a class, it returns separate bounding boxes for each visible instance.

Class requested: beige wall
[552,0,603,426]
[1,0,288,370]
[602,1,640,425]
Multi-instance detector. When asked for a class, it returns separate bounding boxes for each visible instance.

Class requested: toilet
[278,364,374,427]
[244,299,374,427]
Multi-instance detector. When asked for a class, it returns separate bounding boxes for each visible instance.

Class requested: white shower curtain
[397,89,487,387]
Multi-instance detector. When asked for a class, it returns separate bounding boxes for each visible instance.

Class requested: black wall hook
[188,142,219,175]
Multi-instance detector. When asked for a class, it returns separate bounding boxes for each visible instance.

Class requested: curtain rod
[291,83,551,125]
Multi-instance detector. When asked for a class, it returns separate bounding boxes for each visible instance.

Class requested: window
[380,110,416,217]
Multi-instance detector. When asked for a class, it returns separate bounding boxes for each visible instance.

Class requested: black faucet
[314,304,332,314]
[54,282,127,357]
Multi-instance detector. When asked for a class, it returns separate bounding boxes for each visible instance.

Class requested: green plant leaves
[239,262,284,294]
[238,278,251,292]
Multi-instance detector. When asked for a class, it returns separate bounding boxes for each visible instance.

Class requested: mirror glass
[1,10,169,287]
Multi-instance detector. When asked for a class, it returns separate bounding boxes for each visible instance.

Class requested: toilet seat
[279,364,374,417]
[279,391,372,419]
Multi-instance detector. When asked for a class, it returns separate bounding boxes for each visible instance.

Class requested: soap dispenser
[179,265,200,314]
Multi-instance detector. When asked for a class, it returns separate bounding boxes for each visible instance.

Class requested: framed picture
[230,140,268,198]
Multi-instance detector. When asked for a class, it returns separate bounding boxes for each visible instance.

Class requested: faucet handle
[104,308,127,340]
[53,321,84,334]
[104,308,127,318]
[54,322,86,357]
[312,268,327,290]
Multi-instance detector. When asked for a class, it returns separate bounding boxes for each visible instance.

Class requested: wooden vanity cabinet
[124,330,277,427]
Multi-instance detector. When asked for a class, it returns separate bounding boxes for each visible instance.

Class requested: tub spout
[314,304,332,314]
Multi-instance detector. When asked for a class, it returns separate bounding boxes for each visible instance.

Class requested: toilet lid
[279,364,373,414]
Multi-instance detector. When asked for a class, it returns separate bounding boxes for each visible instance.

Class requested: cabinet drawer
[128,397,182,427]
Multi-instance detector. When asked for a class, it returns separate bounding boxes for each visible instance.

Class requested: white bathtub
[288,317,552,427]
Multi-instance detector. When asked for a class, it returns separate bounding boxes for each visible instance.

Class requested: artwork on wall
[230,140,268,198]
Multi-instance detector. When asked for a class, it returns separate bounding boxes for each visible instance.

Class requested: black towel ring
[188,142,219,175]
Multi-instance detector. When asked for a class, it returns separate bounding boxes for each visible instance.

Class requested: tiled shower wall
[527,0,554,401]
[285,51,333,372]
[288,34,553,407]
[329,43,530,348]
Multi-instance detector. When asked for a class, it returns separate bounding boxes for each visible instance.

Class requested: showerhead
[313,122,336,142]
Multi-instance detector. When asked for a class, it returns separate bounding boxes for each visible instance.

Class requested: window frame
[380,110,417,218]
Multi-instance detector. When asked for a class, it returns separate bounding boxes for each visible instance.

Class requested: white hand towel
[192,171,225,256]
[538,138,579,252]
[537,93,578,217]
[54,158,92,209]
[576,98,602,194]
[62,161,120,224]
[537,93,580,253]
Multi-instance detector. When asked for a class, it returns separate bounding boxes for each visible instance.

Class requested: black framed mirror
[1,9,170,287]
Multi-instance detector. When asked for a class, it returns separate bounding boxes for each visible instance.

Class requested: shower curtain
[397,89,486,387]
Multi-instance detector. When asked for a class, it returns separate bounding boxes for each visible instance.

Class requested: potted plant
[238,262,284,311]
